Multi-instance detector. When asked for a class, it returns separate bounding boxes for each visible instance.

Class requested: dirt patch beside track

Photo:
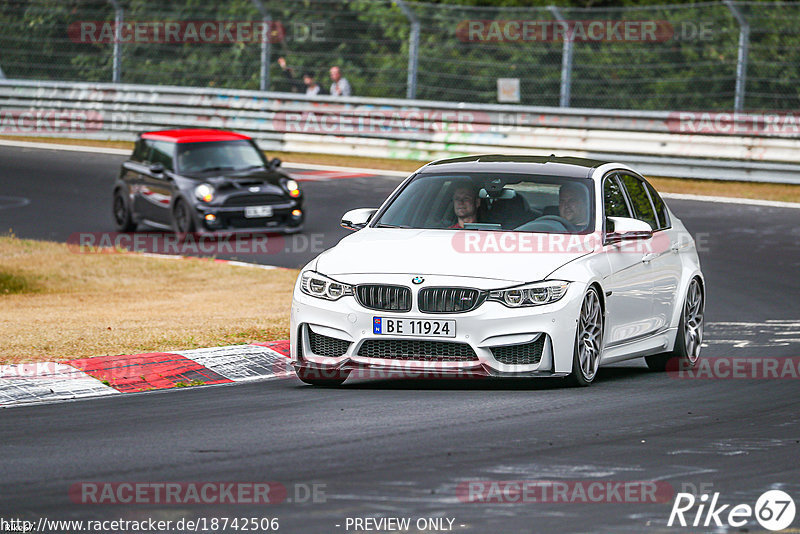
[0,235,297,364]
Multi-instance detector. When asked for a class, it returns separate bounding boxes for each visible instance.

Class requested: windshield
[176,140,267,173]
[374,173,595,234]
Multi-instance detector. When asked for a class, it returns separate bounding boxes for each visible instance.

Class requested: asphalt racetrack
[1,145,799,533]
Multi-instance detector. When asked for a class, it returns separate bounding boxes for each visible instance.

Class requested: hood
[315,228,594,285]
[186,168,286,189]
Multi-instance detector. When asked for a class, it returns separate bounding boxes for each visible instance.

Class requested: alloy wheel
[577,288,603,381]
[683,278,704,364]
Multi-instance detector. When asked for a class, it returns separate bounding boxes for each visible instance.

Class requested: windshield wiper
[375,223,412,229]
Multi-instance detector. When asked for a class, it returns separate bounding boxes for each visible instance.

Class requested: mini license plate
[373,317,456,338]
[244,205,274,218]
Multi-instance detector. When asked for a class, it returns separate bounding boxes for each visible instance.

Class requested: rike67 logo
[668,490,796,531]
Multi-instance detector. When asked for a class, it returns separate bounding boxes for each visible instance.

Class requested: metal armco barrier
[2,79,799,183]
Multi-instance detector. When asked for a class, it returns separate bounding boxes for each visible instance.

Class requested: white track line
[0,139,131,155]
[1,138,798,209]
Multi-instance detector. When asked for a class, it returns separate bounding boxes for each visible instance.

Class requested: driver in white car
[559,182,589,228]
[450,184,481,228]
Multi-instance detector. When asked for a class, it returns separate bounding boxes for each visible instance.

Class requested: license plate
[373,317,456,338]
[244,205,273,218]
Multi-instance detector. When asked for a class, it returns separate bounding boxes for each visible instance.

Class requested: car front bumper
[195,202,304,233]
[290,275,587,378]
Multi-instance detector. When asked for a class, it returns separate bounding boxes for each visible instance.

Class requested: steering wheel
[532,215,576,232]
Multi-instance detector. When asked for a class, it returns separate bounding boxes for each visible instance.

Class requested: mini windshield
[176,140,267,173]
[374,173,595,234]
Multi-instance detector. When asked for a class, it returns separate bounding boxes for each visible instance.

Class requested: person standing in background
[277,57,304,93]
[329,65,352,97]
[303,72,324,96]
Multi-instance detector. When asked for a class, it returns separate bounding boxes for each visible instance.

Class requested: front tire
[567,287,604,387]
[172,198,196,234]
[112,190,136,232]
[645,278,704,371]
[295,367,350,387]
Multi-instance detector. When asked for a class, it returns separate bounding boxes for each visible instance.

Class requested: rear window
[619,173,657,230]
[603,175,631,218]
[644,180,670,229]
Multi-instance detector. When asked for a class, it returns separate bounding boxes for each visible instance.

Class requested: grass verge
[0,235,297,364]
[2,135,799,203]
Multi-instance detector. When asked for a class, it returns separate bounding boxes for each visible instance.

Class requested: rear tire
[645,278,704,372]
[567,287,604,387]
[295,367,350,387]
[112,190,136,232]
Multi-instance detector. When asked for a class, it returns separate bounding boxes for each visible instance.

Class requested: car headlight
[300,271,354,301]
[194,183,214,203]
[488,280,570,307]
[285,179,301,198]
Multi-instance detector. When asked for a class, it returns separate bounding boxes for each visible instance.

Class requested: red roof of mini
[141,129,252,143]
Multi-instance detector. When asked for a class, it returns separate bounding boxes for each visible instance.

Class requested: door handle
[642,252,658,264]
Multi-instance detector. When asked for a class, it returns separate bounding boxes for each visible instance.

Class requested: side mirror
[149,162,165,175]
[341,208,377,231]
[269,158,282,169]
[605,216,653,243]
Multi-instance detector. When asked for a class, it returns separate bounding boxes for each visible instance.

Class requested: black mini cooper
[112,129,303,233]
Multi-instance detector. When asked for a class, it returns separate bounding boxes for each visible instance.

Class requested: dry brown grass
[0,135,134,150]
[3,135,800,202]
[0,236,298,364]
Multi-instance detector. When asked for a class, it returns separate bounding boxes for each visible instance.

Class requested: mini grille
[357,339,478,362]
[355,285,411,312]
[418,287,485,313]
[220,214,287,228]
[224,194,285,206]
[490,336,545,366]
[308,329,351,357]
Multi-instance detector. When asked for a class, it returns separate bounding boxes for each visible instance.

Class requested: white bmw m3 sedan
[290,155,704,386]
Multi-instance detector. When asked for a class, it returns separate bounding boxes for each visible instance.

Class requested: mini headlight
[194,183,214,203]
[489,280,570,308]
[300,271,354,301]
[285,179,301,198]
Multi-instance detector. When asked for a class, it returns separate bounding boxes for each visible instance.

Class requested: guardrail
[2,79,799,183]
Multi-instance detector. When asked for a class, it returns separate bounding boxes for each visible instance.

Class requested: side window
[619,173,658,230]
[131,139,148,162]
[603,174,631,218]
[643,180,670,229]
[147,140,174,171]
